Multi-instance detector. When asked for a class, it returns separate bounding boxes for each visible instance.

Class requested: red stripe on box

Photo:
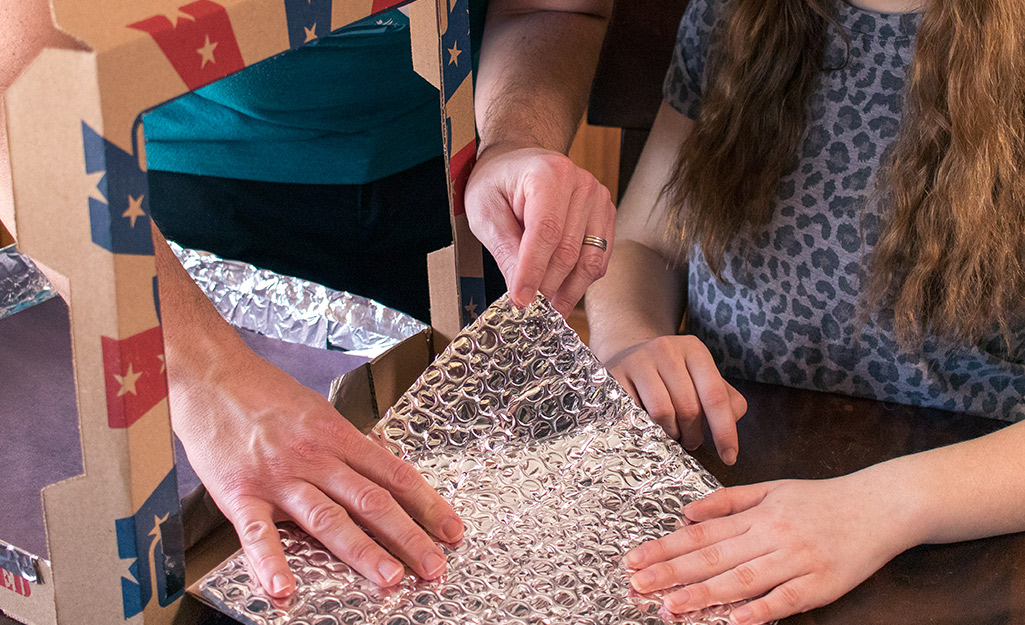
[101,326,169,429]
[450,140,477,217]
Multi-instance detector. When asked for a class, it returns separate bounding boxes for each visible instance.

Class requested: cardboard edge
[428,245,462,352]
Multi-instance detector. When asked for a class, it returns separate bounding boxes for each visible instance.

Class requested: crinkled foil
[171,243,426,354]
[200,295,754,624]
[0,244,55,320]
[0,543,40,585]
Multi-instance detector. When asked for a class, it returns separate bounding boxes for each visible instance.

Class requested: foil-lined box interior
[199,295,749,624]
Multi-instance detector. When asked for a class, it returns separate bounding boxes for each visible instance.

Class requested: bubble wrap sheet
[199,295,750,624]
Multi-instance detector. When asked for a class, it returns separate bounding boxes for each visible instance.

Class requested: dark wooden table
[4,380,1022,625]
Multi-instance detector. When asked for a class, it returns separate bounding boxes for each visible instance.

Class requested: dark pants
[148,156,504,322]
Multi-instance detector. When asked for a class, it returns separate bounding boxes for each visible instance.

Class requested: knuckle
[288,438,321,463]
[319,416,355,444]
[651,561,676,584]
[395,525,429,552]
[733,563,758,588]
[702,386,732,411]
[353,484,396,518]
[681,335,704,350]
[248,550,282,573]
[683,522,706,546]
[237,517,276,548]
[551,241,581,271]
[578,252,606,281]
[385,461,423,495]
[217,470,255,498]
[305,501,348,535]
[534,216,564,247]
[647,401,675,423]
[645,540,668,563]
[699,545,722,568]
[677,396,703,419]
[687,582,710,605]
[347,537,379,567]
[536,154,575,182]
[489,240,519,273]
[779,583,805,610]
[747,600,773,623]
[651,335,678,353]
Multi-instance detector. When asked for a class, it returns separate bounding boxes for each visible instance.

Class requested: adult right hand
[170,344,464,598]
[604,335,747,464]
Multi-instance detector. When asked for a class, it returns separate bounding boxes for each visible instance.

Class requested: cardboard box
[1,0,482,622]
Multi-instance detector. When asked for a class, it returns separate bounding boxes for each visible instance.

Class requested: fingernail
[423,552,446,579]
[442,516,464,542]
[631,569,654,592]
[723,447,738,465]
[623,548,642,568]
[516,287,535,306]
[378,560,404,585]
[730,606,753,625]
[665,588,691,613]
[270,573,292,596]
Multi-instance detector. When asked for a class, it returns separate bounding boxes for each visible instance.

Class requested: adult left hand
[465,143,616,317]
[624,475,917,624]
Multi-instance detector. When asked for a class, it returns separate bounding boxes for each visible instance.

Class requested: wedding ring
[581,235,608,252]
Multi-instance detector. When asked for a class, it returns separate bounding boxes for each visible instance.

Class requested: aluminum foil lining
[200,295,754,624]
[171,243,426,355]
[0,543,40,585]
[0,244,56,320]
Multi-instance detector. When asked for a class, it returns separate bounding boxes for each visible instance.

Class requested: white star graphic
[122,194,146,228]
[197,35,218,69]
[86,170,107,204]
[448,41,462,66]
[119,555,139,585]
[114,363,143,397]
[463,297,478,316]
[304,23,318,43]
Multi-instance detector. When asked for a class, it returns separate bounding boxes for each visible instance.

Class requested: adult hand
[605,335,746,464]
[624,476,916,624]
[465,143,616,317]
[171,345,463,598]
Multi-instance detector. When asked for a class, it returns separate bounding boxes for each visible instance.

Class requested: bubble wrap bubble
[199,295,756,624]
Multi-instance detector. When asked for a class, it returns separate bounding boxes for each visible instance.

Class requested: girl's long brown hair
[664,0,1025,347]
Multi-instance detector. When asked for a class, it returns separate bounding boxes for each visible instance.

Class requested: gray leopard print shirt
[664,0,1025,422]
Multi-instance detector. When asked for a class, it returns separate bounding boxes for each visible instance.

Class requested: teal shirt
[143,5,485,185]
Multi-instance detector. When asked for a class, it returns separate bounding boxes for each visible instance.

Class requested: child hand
[606,335,747,464]
[624,477,916,624]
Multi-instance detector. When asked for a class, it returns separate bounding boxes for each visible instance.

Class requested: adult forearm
[586,240,686,362]
[475,0,611,154]
[152,230,248,415]
[862,419,1025,547]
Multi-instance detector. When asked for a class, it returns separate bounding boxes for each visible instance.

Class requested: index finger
[511,172,574,306]
[682,345,741,465]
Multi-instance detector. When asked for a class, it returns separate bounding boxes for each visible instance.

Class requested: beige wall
[569,119,620,200]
